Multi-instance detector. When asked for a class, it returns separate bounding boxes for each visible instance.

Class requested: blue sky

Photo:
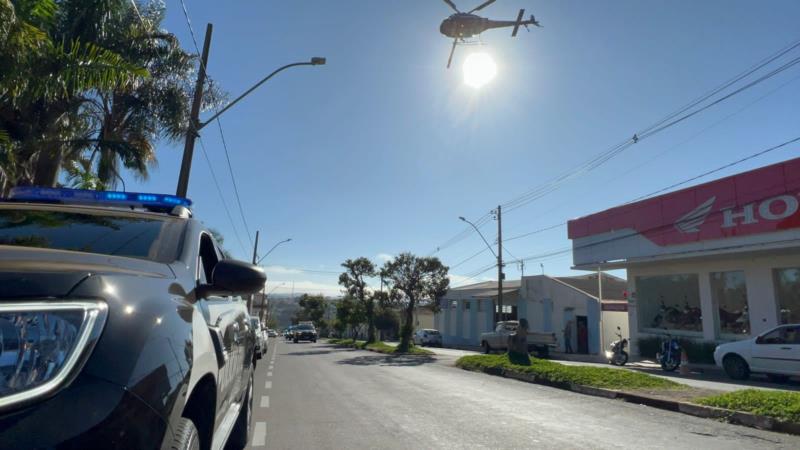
[127,0,800,296]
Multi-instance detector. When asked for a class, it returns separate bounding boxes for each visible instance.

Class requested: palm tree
[0,0,149,193]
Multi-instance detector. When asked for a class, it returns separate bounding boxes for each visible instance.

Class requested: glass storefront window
[710,271,750,335]
[773,268,800,324]
[637,274,702,332]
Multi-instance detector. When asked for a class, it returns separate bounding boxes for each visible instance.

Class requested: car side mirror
[199,260,266,297]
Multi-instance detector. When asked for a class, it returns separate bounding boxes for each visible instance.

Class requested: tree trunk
[366,301,376,343]
[33,147,63,187]
[398,296,415,352]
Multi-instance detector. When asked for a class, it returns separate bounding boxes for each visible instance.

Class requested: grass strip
[696,389,800,424]
[456,354,681,390]
[327,339,433,355]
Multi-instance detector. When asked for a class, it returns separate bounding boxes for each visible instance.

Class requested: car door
[197,233,242,425]
[750,325,800,374]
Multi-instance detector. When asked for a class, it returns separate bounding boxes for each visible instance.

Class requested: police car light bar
[6,187,192,209]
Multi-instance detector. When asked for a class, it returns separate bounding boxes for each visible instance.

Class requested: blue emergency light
[6,187,192,209]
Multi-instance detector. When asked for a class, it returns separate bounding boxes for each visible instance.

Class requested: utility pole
[247,230,260,313]
[496,205,504,322]
[518,260,525,278]
[176,23,212,198]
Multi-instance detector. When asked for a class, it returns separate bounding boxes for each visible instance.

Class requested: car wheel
[293,338,298,343]
[767,374,789,383]
[227,372,254,449]
[723,354,750,380]
[482,341,491,354]
[170,417,200,450]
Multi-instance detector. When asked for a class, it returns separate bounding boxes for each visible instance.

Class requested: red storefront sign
[568,157,800,246]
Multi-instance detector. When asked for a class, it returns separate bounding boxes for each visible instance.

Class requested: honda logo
[676,194,800,233]
[675,196,715,233]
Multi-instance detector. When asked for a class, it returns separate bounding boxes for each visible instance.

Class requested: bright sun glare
[463,52,497,88]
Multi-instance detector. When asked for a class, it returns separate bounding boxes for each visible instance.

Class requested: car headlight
[0,301,107,410]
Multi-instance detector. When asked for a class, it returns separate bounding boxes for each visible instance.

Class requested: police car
[0,187,265,449]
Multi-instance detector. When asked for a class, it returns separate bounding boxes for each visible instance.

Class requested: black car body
[0,189,265,450]
[293,324,317,343]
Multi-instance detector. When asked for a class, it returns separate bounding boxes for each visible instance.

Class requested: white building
[568,157,800,354]
[436,275,629,355]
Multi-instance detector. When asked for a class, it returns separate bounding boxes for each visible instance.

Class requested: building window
[636,274,702,332]
[710,271,749,335]
[451,300,457,309]
[477,300,483,312]
[773,268,800,324]
[495,305,512,314]
[463,301,471,311]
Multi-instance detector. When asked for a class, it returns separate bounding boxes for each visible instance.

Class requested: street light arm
[198,59,325,130]
[257,238,292,265]
[459,217,498,259]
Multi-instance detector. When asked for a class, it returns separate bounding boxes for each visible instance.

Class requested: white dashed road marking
[251,421,266,447]
[267,371,272,377]
[264,381,272,389]
[260,395,270,408]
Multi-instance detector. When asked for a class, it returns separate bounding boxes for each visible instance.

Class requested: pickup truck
[480,321,557,357]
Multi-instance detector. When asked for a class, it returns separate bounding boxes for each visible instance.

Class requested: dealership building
[568,157,800,352]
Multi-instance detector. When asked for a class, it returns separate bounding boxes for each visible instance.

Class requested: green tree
[294,294,327,328]
[335,295,365,340]
[381,253,449,352]
[338,257,377,343]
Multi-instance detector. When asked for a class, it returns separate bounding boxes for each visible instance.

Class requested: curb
[326,341,435,357]
[461,365,799,436]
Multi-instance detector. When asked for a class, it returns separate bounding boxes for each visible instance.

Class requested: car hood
[0,246,174,298]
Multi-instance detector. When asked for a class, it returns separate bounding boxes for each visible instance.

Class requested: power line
[503,222,566,242]
[197,138,248,255]
[453,136,800,277]
[450,246,491,269]
[178,0,254,248]
[498,38,800,215]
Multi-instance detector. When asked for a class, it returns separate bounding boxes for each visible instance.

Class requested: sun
[463,52,497,88]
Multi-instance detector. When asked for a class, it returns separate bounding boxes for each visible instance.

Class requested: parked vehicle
[0,187,265,449]
[605,326,628,366]
[656,331,682,372]
[268,329,278,338]
[480,321,557,357]
[250,316,266,359]
[714,324,800,381]
[293,323,317,343]
[413,329,442,346]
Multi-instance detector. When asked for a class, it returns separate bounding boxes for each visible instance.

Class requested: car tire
[482,341,491,354]
[227,372,254,449]
[723,354,750,380]
[293,338,298,343]
[170,417,200,450]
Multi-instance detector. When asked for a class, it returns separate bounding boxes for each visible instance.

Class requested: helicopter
[440,0,540,68]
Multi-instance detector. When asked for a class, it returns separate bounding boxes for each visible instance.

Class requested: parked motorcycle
[655,330,682,372]
[605,326,628,366]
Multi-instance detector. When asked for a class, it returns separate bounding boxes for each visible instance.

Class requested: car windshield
[0,208,184,262]
[296,325,314,330]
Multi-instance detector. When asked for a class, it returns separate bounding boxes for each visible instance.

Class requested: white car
[714,324,800,381]
[413,329,442,347]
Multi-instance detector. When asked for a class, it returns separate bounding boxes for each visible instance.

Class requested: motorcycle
[605,326,628,366]
[655,330,682,372]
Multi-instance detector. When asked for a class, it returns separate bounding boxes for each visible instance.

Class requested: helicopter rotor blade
[447,39,457,69]
[467,0,496,14]
[442,0,460,13]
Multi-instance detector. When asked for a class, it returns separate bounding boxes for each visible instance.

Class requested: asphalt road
[246,341,800,449]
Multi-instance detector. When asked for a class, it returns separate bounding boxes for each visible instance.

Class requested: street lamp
[257,238,292,265]
[175,39,327,196]
[459,215,504,321]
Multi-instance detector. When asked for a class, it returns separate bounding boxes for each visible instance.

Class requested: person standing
[563,320,573,354]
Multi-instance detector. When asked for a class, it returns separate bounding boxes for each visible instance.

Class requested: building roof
[552,273,627,300]
[446,280,520,298]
